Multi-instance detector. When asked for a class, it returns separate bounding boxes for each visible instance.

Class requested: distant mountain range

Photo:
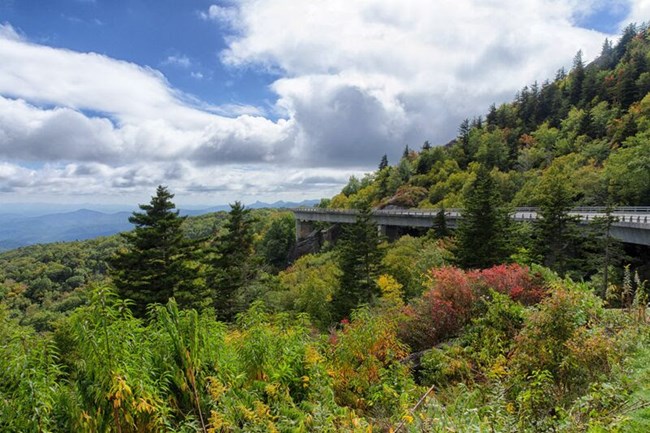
[0,199,319,251]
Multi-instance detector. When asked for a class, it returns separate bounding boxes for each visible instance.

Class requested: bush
[327,307,416,418]
[399,265,547,352]
[470,263,547,305]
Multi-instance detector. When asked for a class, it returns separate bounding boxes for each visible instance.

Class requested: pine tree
[331,203,384,321]
[431,207,449,239]
[110,185,195,316]
[586,204,625,297]
[569,50,585,107]
[455,165,512,269]
[207,201,256,321]
[379,154,389,171]
[533,167,583,276]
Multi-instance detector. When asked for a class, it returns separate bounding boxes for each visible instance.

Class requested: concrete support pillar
[296,219,315,241]
[377,224,387,237]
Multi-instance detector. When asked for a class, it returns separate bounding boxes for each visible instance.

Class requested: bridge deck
[292,207,650,246]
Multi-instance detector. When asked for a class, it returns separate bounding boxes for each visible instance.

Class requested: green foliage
[381,235,449,299]
[277,252,340,329]
[455,165,513,269]
[259,212,296,271]
[206,201,256,322]
[0,305,63,432]
[327,307,416,418]
[533,163,584,276]
[110,185,198,316]
[331,204,384,321]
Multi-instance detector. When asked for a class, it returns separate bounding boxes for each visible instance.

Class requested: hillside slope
[327,23,650,210]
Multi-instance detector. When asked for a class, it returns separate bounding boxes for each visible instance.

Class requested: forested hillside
[1,25,650,433]
[327,23,650,211]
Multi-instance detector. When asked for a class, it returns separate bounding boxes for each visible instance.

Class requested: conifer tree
[331,202,384,321]
[207,201,256,321]
[569,50,585,106]
[431,207,449,239]
[455,165,512,269]
[379,154,389,171]
[110,185,195,316]
[533,167,583,276]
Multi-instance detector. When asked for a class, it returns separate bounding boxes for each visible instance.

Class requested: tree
[402,145,411,159]
[430,207,450,239]
[260,213,296,272]
[207,201,256,321]
[533,166,582,276]
[110,186,196,316]
[569,50,585,107]
[586,204,625,297]
[455,165,512,269]
[331,203,384,321]
[378,154,389,171]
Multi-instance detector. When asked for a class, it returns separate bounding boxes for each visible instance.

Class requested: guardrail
[293,207,650,224]
[294,206,650,214]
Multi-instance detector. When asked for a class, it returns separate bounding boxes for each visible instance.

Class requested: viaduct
[292,207,650,246]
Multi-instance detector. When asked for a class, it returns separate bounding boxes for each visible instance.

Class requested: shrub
[470,263,547,305]
[399,266,476,351]
[327,307,416,418]
[399,265,547,352]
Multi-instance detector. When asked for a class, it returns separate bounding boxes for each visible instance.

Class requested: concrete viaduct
[292,207,650,246]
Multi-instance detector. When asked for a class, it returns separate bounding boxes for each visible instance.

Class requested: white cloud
[163,54,192,68]
[209,0,615,166]
[0,22,20,41]
[200,4,239,26]
[626,0,650,27]
[0,1,635,202]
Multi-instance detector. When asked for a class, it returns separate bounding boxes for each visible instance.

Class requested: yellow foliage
[376,274,404,308]
[330,193,351,209]
[207,377,227,401]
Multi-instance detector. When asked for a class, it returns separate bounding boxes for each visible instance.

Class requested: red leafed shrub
[470,264,547,305]
[399,267,476,351]
[399,265,547,351]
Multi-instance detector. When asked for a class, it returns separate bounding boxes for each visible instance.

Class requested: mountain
[0,199,320,251]
[179,199,320,216]
[0,209,133,251]
[328,23,650,211]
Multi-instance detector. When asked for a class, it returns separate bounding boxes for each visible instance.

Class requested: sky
[0,0,647,207]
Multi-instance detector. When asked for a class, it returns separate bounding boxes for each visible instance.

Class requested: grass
[622,325,650,432]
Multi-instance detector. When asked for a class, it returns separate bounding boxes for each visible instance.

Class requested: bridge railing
[294,206,650,214]
[293,207,650,224]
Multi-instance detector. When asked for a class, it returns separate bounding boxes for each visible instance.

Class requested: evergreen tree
[455,166,512,269]
[260,213,296,272]
[402,145,411,159]
[422,140,432,151]
[533,167,583,276]
[585,204,626,297]
[569,50,585,106]
[207,201,256,321]
[331,203,384,321]
[378,154,389,171]
[431,207,449,239]
[110,186,196,316]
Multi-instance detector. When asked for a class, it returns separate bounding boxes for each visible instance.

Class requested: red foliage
[399,266,476,351]
[470,264,546,305]
[399,264,547,351]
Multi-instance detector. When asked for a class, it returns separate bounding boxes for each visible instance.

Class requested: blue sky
[1,0,277,111]
[0,0,644,206]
